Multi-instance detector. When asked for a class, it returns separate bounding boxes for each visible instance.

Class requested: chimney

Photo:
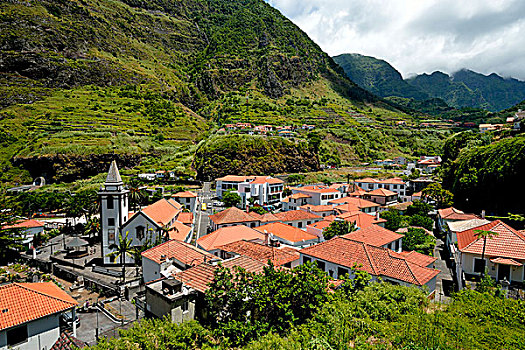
[376,211,380,220]
[263,230,269,246]
[481,210,485,219]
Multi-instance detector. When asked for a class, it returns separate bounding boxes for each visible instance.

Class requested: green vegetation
[442,134,525,214]
[193,135,319,180]
[422,183,454,209]
[322,220,357,240]
[222,190,241,208]
[402,227,436,255]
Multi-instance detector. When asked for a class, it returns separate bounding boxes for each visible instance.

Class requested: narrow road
[194,182,213,245]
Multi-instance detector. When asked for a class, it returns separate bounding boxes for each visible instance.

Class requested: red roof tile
[209,207,260,225]
[337,211,386,228]
[250,176,284,185]
[398,251,437,267]
[168,221,192,241]
[257,222,319,244]
[438,207,478,221]
[173,191,197,198]
[215,175,254,182]
[141,240,215,265]
[343,224,402,247]
[300,238,439,286]
[217,240,299,266]
[273,210,321,222]
[289,193,311,199]
[177,212,194,225]
[197,225,265,251]
[141,199,181,226]
[490,257,522,266]
[367,188,397,197]
[299,204,335,212]
[292,185,339,194]
[3,219,45,229]
[0,282,78,331]
[330,197,379,208]
[457,220,525,260]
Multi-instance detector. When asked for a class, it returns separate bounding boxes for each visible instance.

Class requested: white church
[99,161,193,265]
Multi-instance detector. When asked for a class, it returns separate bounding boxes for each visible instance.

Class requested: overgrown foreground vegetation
[90,264,525,350]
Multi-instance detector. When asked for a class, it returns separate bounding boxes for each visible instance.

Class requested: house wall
[142,256,161,283]
[117,213,163,264]
[280,218,321,230]
[145,288,196,324]
[461,253,524,282]
[175,197,196,212]
[0,314,61,350]
[211,220,261,231]
[274,236,319,248]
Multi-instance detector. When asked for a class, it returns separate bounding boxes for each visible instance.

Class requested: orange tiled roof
[366,188,397,197]
[356,177,380,183]
[141,240,215,265]
[334,203,362,213]
[330,197,379,208]
[490,257,522,266]
[168,221,192,241]
[300,237,439,286]
[457,220,525,260]
[274,210,321,222]
[257,222,318,243]
[308,220,333,230]
[177,212,194,225]
[343,224,402,247]
[250,176,284,185]
[379,177,405,185]
[217,240,299,266]
[141,199,181,226]
[0,282,78,331]
[299,204,335,212]
[289,193,311,199]
[216,175,254,182]
[438,207,478,221]
[3,219,45,229]
[173,191,197,198]
[294,185,340,194]
[209,207,260,225]
[174,256,268,292]
[197,225,265,251]
[398,251,437,267]
[337,211,386,229]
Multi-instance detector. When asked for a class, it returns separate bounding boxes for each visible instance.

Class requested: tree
[223,190,241,208]
[405,200,432,217]
[402,228,436,255]
[380,209,403,231]
[106,231,134,282]
[422,182,453,208]
[474,229,499,277]
[408,214,433,231]
[323,220,357,240]
[0,189,24,263]
[250,206,267,215]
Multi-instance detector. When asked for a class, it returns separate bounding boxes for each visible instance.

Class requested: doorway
[497,264,511,282]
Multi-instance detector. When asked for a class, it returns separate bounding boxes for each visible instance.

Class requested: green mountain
[1,0,394,183]
[333,53,429,100]
[407,70,525,112]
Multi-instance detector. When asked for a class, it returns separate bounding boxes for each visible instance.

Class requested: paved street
[433,237,455,303]
[194,182,214,243]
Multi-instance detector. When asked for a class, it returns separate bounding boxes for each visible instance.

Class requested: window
[303,256,311,264]
[328,270,334,278]
[7,325,28,346]
[474,258,486,273]
[298,221,303,228]
[136,226,145,240]
[108,218,115,227]
[107,195,114,209]
[338,267,349,278]
[182,301,189,313]
[316,260,326,271]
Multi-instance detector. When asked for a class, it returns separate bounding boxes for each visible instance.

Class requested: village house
[456,220,525,283]
[145,256,267,324]
[344,225,403,252]
[445,218,491,247]
[215,175,284,209]
[298,204,336,217]
[281,193,311,211]
[362,188,398,206]
[354,178,407,197]
[216,240,300,268]
[299,236,440,295]
[196,225,265,255]
[208,207,262,231]
[330,197,381,215]
[289,185,342,206]
[0,282,79,350]
[256,222,320,248]
[416,156,442,173]
[437,207,479,233]
[172,191,198,212]
[2,219,45,249]
[272,210,322,229]
[141,240,216,283]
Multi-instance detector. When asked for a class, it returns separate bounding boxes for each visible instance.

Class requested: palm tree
[474,229,499,277]
[106,231,134,283]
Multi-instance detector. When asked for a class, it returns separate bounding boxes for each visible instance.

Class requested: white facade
[290,187,342,206]
[0,314,61,350]
[216,176,284,209]
[460,253,524,283]
[99,161,130,265]
[355,179,407,197]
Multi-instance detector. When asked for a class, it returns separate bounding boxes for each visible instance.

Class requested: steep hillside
[0,0,397,183]
[193,135,319,180]
[333,54,429,100]
[407,70,525,111]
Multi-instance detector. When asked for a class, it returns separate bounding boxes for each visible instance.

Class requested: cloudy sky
[266,0,525,80]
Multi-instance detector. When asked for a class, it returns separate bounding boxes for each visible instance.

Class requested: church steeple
[105,160,123,185]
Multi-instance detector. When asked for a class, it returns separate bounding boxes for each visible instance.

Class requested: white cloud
[266,0,525,80]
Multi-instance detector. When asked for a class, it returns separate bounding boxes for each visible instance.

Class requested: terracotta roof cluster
[343,225,402,247]
[330,197,379,209]
[299,204,335,212]
[257,222,318,244]
[0,282,78,331]
[141,240,215,266]
[217,240,299,266]
[209,207,260,225]
[438,207,478,221]
[174,256,268,292]
[141,198,182,226]
[197,225,265,251]
[337,211,386,228]
[457,220,525,260]
[366,188,397,197]
[300,237,439,286]
[274,210,321,222]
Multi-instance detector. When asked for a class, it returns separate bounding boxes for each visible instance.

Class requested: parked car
[60,311,80,329]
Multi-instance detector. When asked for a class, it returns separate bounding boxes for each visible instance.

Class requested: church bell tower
[99,161,129,265]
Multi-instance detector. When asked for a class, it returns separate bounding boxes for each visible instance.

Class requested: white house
[273,210,322,230]
[256,222,320,248]
[300,237,440,295]
[2,219,45,249]
[215,175,284,208]
[172,191,198,212]
[354,178,407,197]
[0,282,78,350]
[289,185,342,206]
